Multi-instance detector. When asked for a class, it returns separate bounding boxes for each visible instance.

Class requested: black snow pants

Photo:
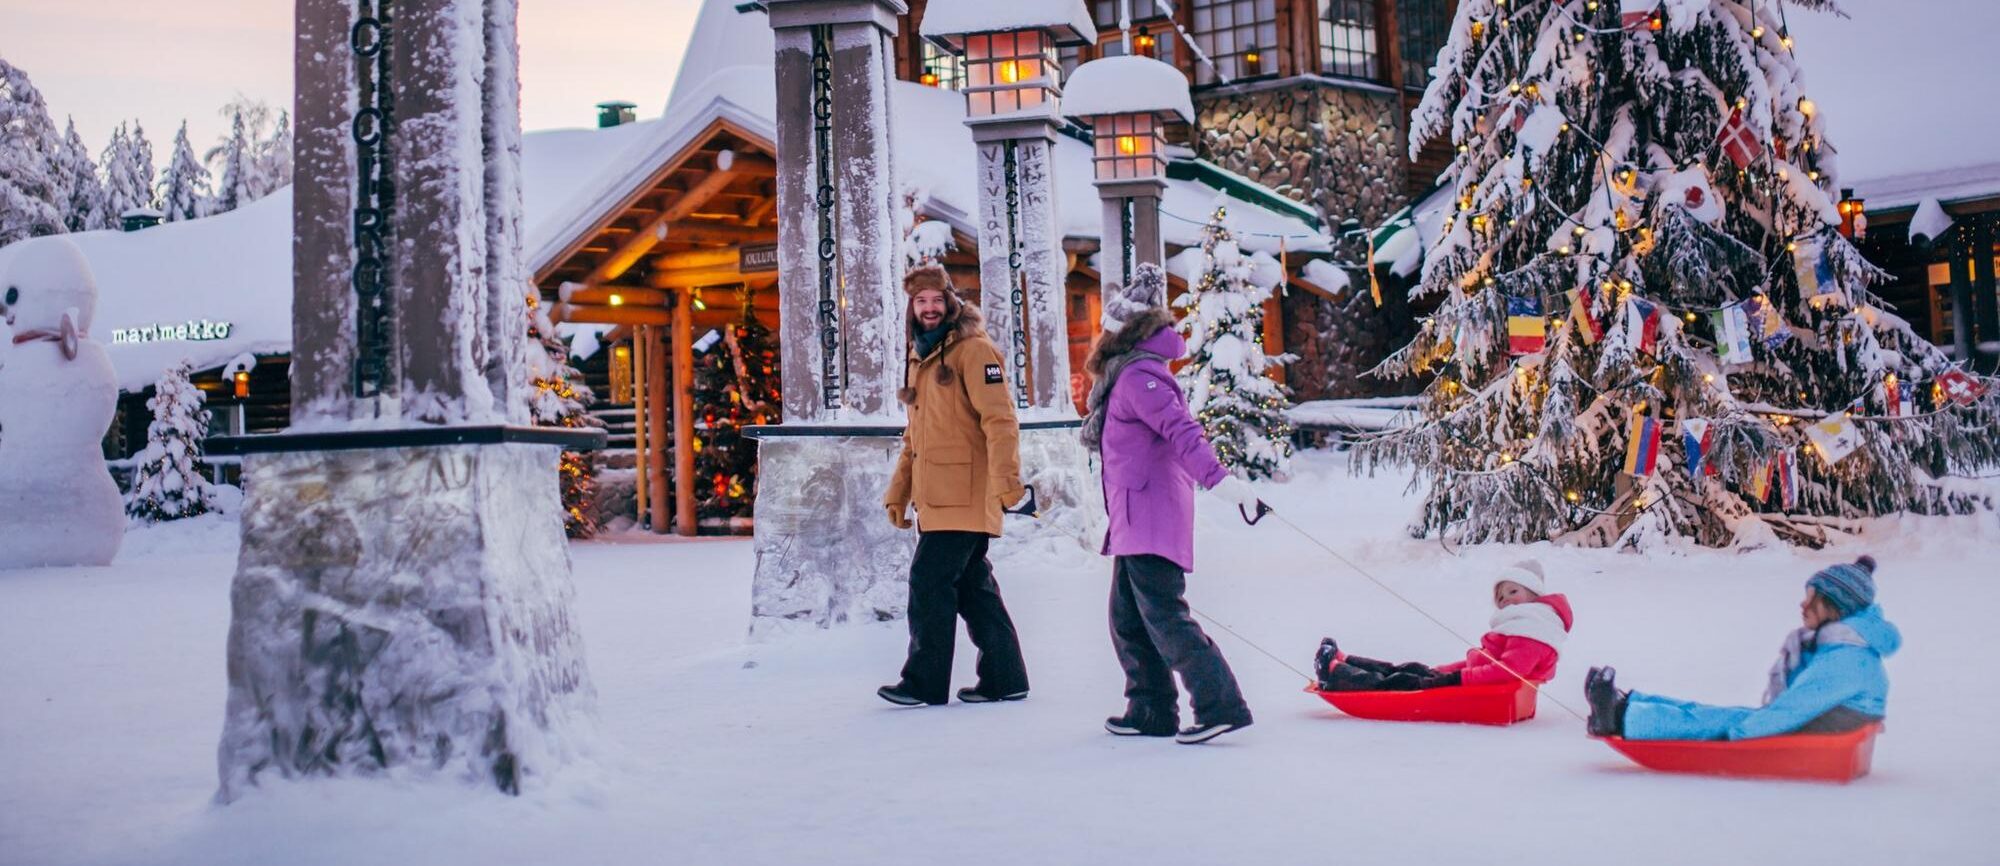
[1318,655,1462,692]
[1109,554,1252,728]
[897,530,1030,704]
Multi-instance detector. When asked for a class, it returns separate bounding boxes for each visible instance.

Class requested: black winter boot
[1105,706,1179,737]
[1584,667,1628,737]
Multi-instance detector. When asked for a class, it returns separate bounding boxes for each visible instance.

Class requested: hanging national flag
[1937,368,1988,406]
[1711,302,1754,364]
[1682,418,1717,477]
[1804,411,1863,465]
[1794,241,1839,301]
[1776,449,1801,509]
[1740,295,1789,348]
[1884,376,1904,417]
[1747,455,1775,503]
[1620,0,1663,31]
[1625,297,1663,355]
[1624,414,1662,477]
[1507,296,1547,355]
[1717,106,1762,169]
[1569,288,1605,344]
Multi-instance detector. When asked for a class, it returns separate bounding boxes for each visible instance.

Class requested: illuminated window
[1399,0,1450,89]
[920,41,966,90]
[1319,0,1378,80]
[1190,0,1280,85]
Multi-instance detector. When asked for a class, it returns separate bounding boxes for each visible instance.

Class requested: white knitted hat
[1100,262,1168,334]
[1493,559,1548,596]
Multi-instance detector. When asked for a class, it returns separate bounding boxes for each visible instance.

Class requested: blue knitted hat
[1807,555,1877,618]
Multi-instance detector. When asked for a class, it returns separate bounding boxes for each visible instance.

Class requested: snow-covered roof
[1846,161,2000,214]
[918,0,1098,47]
[1061,55,1195,124]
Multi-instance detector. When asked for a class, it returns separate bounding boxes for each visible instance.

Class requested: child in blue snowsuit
[1585,556,1900,741]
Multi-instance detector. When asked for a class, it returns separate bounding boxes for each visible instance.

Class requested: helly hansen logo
[984,363,1004,384]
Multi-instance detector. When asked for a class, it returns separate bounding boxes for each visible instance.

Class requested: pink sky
[0,0,699,163]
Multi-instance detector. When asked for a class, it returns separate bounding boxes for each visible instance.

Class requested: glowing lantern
[1063,55,1195,183]
[233,369,251,398]
[1837,188,1868,240]
[919,3,1096,120]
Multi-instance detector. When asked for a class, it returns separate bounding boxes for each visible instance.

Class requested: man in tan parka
[878,264,1031,707]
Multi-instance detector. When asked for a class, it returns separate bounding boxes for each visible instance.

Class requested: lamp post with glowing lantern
[920,1,1096,412]
[1837,188,1868,240]
[1061,54,1195,294]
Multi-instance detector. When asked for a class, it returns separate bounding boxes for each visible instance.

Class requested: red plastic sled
[1306,680,1538,726]
[1595,723,1884,783]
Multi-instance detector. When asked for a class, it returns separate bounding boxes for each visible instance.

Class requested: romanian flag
[1569,288,1604,344]
[1681,418,1716,477]
[1624,414,1662,477]
[1507,295,1547,355]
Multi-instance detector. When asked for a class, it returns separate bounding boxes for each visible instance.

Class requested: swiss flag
[1717,106,1762,168]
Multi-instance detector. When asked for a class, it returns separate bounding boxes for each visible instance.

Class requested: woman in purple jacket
[1080,263,1262,745]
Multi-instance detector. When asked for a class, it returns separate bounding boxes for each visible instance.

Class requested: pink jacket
[1097,327,1228,572]
[1438,594,1574,686]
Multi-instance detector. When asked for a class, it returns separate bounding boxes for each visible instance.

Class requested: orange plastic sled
[1595,723,1884,783]
[1306,680,1539,725]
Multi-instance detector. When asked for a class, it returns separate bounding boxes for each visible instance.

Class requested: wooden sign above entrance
[739,243,780,274]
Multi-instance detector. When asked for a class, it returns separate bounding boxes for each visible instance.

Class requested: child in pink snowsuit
[1315,560,1573,691]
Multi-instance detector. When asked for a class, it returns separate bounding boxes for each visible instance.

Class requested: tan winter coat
[884,318,1024,537]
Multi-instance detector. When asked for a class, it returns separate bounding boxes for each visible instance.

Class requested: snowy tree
[1360,0,2000,549]
[898,184,955,268]
[100,123,155,221]
[156,121,212,222]
[126,359,216,523]
[256,108,294,195]
[128,120,155,201]
[0,58,66,244]
[526,293,602,538]
[1174,207,1295,481]
[58,118,109,232]
[212,110,252,214]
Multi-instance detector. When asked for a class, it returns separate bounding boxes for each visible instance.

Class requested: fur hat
[1808,555,1877,618]
[904,262,955,297]
[1101,262,1168,334]
[1493,559,1547,597]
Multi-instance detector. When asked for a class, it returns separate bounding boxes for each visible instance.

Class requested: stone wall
[1195,77,1423,402]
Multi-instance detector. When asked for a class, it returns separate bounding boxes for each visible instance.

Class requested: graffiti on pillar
[351,0,397,400]
[811,25,843,411]
[1001,142,1029,409]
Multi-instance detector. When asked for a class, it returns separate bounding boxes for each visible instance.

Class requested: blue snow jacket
[1730,605,1901,740]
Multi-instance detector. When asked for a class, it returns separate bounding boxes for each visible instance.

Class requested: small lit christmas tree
[126,359,215,523]
[527,293,601,538]
[1361,0,1999,548]
[1173,208,1295,481]
[692,291,780,526]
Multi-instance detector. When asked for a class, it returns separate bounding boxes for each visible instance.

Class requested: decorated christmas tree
[1361,0,1999,548]
[692,292,780,526]
[1173,207,1296,481]
[126,359,216,523]
[526,293,601,538]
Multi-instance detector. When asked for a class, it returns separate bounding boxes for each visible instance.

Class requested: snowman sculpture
[0,238,126,568]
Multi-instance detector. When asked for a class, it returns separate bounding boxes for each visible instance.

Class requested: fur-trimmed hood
[1085,307,1176,376]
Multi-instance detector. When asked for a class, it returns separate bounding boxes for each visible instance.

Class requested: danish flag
[1717,106,1762,168]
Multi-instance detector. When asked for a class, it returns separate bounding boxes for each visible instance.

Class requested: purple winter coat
[1099,327,1229,572]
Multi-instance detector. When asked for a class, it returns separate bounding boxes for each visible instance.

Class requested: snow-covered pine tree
[526,293,602,538]
[128,119,155,202]
[126,359,216,523]
[157,121,212,222]
[898,184,955,268]
[255,108,294,196]
[100,123,155,221]
[58,118,109,232]
[1360,0,2000,549]
[1173,207,1296,481]
[213,110,251,214]
[0,58,67,244]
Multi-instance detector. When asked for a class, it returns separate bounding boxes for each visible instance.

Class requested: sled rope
[1260,506,1591,723]
[1188,605,1317,684]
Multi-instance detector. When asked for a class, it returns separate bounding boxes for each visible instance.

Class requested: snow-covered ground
[2,451,1994,865]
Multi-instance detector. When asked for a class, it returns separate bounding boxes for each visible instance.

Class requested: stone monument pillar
[749,0,916,637]
[916,2,1104,556]
[211,0,601,800]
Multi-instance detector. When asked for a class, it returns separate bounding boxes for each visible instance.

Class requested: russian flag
[1681,417,1716,476]
[1624,414,1661,477]
[1507,295,1546,355]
